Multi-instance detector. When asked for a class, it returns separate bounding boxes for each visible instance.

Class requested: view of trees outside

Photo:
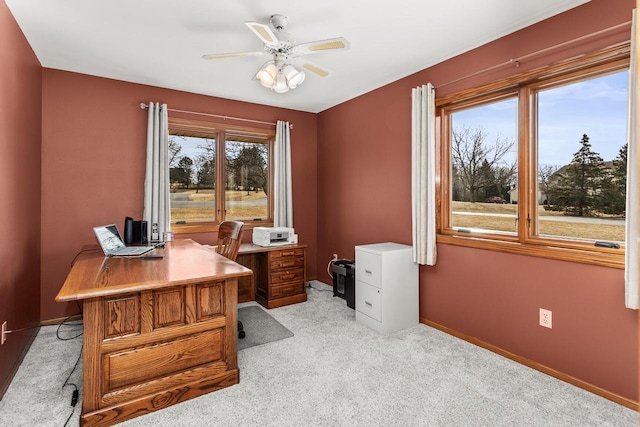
[547,135,627,217]
[450,97,518,234]
[168,134,269,222]
[450,70,628,243]
[537,70,628,242]
[224,137,269,219]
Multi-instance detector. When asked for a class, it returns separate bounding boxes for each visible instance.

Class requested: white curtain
[274,120,293,228]
[625,8,639,310]
[411,84,437,266]
[143,102,170,242]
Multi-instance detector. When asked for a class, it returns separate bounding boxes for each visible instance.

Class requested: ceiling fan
[202,14,350,93]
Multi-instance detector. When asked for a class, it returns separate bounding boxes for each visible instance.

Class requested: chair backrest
[216,220,244,261]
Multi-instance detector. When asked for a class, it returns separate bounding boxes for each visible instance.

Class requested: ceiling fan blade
[245,21,279,46]
[202,51,265,60]
[293,37,350,55]
[299,60,332,78]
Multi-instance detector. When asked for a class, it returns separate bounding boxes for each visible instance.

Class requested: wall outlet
[332,253,338,261]
[1,321,7,345]
[539,308,552,329]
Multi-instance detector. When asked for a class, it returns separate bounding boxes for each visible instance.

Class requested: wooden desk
[236,243,307,308]
[55,239,252,427]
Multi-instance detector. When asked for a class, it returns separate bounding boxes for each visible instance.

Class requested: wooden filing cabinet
[238,244,307,309]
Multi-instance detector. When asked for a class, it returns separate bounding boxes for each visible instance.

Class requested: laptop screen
[94,224,126,254]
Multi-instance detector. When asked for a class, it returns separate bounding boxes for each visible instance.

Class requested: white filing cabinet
[355,243,418,334]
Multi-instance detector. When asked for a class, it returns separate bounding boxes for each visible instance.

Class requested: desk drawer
[269,248,305,260]
[271,257,304,270]
[270,282,305,299]
[270,267,304,285]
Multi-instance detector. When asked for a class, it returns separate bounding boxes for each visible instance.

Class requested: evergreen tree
[170,156,193,188]
[599,143,627,215]
[494,164,517,201]
[549,134,605,216]
[198,159,215,187]
[228,143,268,195]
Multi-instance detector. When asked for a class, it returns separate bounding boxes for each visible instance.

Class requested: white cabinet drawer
[355,251,381,288]
[356,281,381,322]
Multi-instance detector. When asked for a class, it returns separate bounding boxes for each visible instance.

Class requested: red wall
[41,70,318,320]
[0,0,42,398]
[317,0,638,402]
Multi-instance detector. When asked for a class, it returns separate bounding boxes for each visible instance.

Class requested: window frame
[168,117,275,234]
[437,43,630,269]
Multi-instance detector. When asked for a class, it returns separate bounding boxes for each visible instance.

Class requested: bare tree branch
[451,126,515,201]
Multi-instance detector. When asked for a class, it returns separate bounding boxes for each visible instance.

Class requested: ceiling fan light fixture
[256,63,277,87]
[283,65,305,88]
[256,61,306,93]
[273,72,289,93]
[203,15,349,93]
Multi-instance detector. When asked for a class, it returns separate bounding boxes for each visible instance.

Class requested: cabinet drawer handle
[365,301,372,307]
[364,269,372,275]
[281,251,295,256]
[279,273,296,280]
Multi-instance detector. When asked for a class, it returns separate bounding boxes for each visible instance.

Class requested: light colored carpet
[0,281,637,427]
[236,305,294,351]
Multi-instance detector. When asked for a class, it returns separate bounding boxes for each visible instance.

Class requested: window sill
[436,233,624,269]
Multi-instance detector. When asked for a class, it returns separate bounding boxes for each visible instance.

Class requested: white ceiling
[6,0,589,113]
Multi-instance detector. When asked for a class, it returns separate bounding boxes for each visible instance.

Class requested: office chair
[215,220,246,339]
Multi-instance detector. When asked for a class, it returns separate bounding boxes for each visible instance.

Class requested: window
[534,71,628,244]
[438,44,629,268]
[168,118,274,233]
[450,95,518,235]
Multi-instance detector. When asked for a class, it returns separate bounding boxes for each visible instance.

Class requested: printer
[252,227,298,247]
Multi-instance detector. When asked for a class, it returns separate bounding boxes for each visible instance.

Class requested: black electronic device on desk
[124,216,148,245]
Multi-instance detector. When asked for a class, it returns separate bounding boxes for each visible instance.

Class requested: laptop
[93,224,157,256]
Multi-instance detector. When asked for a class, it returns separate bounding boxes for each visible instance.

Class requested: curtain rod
[139,103,293,129]
[436,20,632,90]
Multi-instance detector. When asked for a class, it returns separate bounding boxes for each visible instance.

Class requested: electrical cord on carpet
[57,304,84,427]
[62,343,83,427]
[56,307,84,341]
[3,298,84,425]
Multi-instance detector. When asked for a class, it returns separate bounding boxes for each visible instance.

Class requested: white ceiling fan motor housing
[269,14,288,31]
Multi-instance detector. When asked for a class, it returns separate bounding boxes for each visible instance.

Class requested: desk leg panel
[80,278,240,427]
[82,298,105,414]
[225,278,238,371]
[80,369,239,427]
